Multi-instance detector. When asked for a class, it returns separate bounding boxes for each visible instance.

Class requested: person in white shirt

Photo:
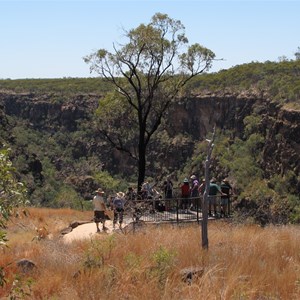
[93,188,108,232]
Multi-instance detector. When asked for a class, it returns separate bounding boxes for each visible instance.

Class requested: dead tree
[201,126,216,249]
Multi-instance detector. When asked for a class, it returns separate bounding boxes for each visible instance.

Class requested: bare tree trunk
[138,141,146,192]
[201,126,215,250]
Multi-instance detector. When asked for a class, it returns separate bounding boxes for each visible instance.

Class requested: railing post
[176,198,179,223]
[196,196,199,223]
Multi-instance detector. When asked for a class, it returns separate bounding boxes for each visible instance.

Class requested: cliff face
[262,107,300,178]
[0,91,99,131]
[0,90,299,190]
[169,94,257,139]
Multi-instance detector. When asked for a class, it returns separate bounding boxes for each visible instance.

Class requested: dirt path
[62,219,130,243]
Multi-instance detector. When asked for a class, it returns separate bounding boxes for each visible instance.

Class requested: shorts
[208,195,216,205]
[94,210,105,223]
[221,198,228,205]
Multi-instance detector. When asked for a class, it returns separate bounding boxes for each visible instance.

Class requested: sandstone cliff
[0,90,299,197]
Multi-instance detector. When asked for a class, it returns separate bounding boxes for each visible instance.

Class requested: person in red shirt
[181,178,190,210]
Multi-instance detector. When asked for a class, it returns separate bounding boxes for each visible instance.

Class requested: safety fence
[123,195,232,224]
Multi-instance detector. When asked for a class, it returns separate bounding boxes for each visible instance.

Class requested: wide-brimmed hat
[210,178,217,183]
[222,178,229,183]
[116,191,125,198]
[95,188,105,194]
[190,175,196,180]
[183,178,189,183]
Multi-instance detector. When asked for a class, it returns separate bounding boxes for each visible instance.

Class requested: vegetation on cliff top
[1,59,300,108]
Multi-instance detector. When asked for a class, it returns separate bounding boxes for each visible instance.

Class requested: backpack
[113,198,123,209]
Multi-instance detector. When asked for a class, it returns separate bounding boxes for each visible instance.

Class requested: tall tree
[84,13,215,190]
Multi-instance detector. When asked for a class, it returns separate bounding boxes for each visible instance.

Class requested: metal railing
[122,195,232,224]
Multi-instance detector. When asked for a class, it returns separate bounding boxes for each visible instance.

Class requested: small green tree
[0,146,28,286]
[84,13,215,190]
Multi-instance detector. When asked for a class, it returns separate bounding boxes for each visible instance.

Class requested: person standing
[220,178,233,217]
[190,175,199,210]
[164,176,173,199]
[92,188,108,233]
[113,192,125,229]
[208,178,225,217]
[126,186,136,201]
[181,178,190,210]
[163,176,173,211]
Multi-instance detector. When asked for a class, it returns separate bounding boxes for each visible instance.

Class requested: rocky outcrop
[0,91,100,131]
[169,93,257,139]
[262,106,300,180]
[0,90,299,193]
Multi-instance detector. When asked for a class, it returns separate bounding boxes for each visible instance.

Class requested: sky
[1,0,299,79]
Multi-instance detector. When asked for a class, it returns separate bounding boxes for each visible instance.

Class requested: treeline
[188,60,300,107]
[0,77,113,95]
[1,60,300,107]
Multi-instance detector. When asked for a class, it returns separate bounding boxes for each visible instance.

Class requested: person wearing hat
[93,188,108,232]
[220,178,233,217]
[180,178,190,211]
[190,175,199,210]
[208,178,226,217]
[112,192,125,229]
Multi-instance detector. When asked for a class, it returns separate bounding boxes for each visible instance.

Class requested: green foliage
[85,12,215,189]
[187,60,300,106]
[151,246,176,286]
[0,77,113,95]
[83,235,116,269]
[1,51,300,225]
[243,114,262,137]
[0,147,28,224]
[52,186,83,209]
[0,147,28,287]
[268,171,298,195]
[213,132,264,189]
[124,252,142,269]
[8,275,33,300]
[213,128,299,225]
[93,171,125,194]
[152,246,175,270]
[185,141,208,178]
[238,179,294,225]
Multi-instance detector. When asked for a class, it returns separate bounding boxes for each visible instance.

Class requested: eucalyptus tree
[84,13,215,190]
[0,147,27,286]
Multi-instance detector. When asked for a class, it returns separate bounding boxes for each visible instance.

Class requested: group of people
[178,175,233,217]
[91,175,233,232]
[92,188,126,233]
[141,174,233,217]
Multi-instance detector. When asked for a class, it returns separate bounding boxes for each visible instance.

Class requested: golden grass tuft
[1,208,300,299]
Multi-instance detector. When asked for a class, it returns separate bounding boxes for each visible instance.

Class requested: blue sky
[1,0,299,79]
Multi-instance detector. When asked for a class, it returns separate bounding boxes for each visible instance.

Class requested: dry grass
[1,207,300,299]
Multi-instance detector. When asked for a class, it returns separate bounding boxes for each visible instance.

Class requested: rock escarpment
[0,90,299,195]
